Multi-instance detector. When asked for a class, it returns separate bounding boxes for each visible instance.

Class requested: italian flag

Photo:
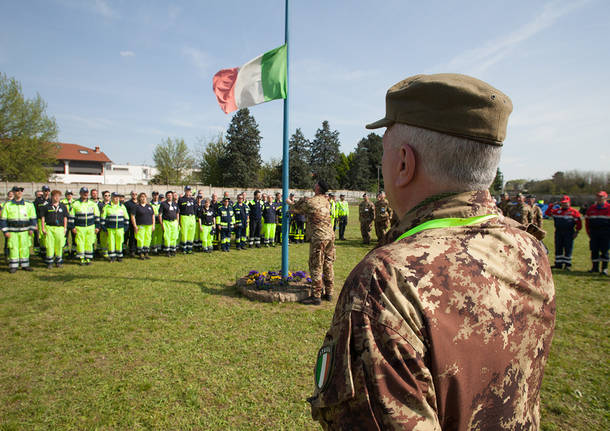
[213,44,287,114]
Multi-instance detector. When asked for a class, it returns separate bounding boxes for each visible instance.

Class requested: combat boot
[322,293,333,302]
[300,295,321,305]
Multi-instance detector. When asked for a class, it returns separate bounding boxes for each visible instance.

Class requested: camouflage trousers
[375,220,390,243]
[308,239,336,298]
[360,220,373,244]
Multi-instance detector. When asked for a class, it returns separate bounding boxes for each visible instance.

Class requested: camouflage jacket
[374,198,393,222]
[309,190,555,430]
[530,204,543,228]
[508,202,532,225]
[497,200,512,216]
[359,200,375,223]
[291,194,334,241]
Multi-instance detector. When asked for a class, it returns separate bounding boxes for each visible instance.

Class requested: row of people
[498,191,609,274]
[0,185,315,272]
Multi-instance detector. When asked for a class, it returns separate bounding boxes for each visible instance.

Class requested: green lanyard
[394,214,498,242]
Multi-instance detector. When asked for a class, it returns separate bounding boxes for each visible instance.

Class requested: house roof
[54,143,112,163]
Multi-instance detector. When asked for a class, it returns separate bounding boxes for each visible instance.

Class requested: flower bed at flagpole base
[236,270,312,303]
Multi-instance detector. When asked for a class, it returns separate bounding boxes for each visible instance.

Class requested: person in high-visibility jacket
[61,190,76,257]
[150,191,163,254]
[233,193,249,250]
[336,194,349,240]
[193,193,204,251]
[262,195,277,247]
[0,186,37,273]
[329,193,338,233]
[160,191,179,257]
[216,197,235,252]
[248,191,263,248]
[131,192,155,259]
[97,191,111,258]
[69,187,100,266]
[1,190,15,258]
[197,198,216,253]
[101,192,129,262]
[33,185,51,256]
[40,189,68,268]
[178,185,196,254]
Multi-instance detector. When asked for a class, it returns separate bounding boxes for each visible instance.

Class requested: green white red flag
[213,44,287,114]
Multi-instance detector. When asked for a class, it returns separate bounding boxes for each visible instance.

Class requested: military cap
[80,187,89,193]
[328,193,335,198]
[366,73,513,145]
[41,185,50,192]
[11,186,24,192]
[317,180,329,194]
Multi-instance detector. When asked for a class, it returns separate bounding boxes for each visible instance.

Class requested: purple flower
[306,277,312,283]
[249,270,259,276]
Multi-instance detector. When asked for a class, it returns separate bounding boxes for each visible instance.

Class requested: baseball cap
[560,195,570,203]
[65,190,73,195]
[366,73,513,145]
[111,192,120,198]
[41,185,50,192]
[184,185,192,191]
[10,186,24,192]
[597,191,608,198]
[80,187,89,193]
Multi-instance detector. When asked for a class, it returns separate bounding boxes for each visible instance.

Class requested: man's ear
[395,143,416,188]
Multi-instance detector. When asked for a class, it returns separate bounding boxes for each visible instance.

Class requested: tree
[348,133,383,191]
[151,137,194,184]
[336,152,353,189]
[0,72,58,181]
[259,158,282,187]
[289,128,311,189]
[489,168,504,195]
[195,133,226,186]
[309,120,341,188]
[219,108,262,187]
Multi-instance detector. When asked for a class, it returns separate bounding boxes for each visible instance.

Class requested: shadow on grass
[32,272,240,298]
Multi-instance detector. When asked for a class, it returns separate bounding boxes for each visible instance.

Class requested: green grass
[0,213,607,430]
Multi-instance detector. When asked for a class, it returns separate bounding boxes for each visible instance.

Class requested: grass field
[0,212,608,430]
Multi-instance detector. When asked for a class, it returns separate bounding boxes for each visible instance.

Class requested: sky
[1,0,608,181]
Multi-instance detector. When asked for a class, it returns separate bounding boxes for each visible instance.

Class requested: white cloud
[120,50,135,57]
[57,114,113,130]
[93,0,116,18]
[434,0,591,75]
[182,47,209,77]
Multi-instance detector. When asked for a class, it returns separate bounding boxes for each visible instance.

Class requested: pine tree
[289,128,311,189]
[489,168,504,194]
[345,133,383,191]
[196,133,226,186]
[220,108,262,187]
[309,120,341,189]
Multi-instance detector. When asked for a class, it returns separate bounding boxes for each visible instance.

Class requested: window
[79,150,89,154]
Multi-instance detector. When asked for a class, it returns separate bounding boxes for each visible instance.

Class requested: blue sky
[1,0,608,181]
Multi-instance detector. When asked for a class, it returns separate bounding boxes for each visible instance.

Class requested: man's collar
[383,190,500,244]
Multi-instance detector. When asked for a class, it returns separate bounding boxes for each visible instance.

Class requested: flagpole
[281,0,290,279]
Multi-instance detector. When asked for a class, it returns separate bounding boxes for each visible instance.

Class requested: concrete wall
[0,182,370,203]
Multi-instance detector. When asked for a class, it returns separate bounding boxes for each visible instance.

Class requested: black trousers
[590,233,610,266]
[338,216,348,239]
[249,218,262,246]
[554,230,575,267]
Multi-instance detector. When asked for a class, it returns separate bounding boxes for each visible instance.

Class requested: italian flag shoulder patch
[314,344,334,391]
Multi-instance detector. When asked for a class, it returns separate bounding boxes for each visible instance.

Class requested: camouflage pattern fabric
[530,204,543,228]
[359,200,375,244]
[497,199,511,216]
[292,195,334,242]
[508,202,533,225]
[291,195,335,298]
[309,190,555,430]
[374,198,393,242]
[309,239,336,297]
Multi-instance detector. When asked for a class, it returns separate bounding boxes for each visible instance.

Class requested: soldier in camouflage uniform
[508,192,532,225]
[527,195,544,228]
[309,73,555,430]
[358,193,375,244]
[374,191,393,242]
[287,180,335,305]
[496,192,511,216]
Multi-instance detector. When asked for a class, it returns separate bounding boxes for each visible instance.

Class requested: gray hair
[391,124,501,191]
